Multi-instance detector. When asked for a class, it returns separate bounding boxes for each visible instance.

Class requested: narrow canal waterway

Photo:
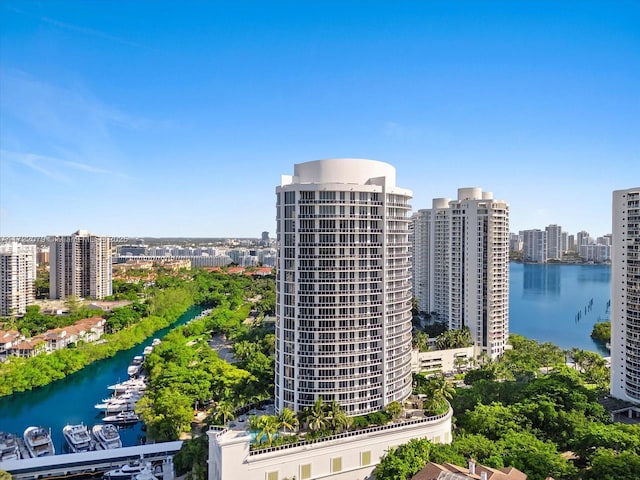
[0,305,206,454]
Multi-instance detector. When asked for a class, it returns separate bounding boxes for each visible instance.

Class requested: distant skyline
[1,1,638,239]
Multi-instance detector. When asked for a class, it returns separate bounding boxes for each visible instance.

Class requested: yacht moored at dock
[92,424,123,450]
[102,411,140,425]
[62,424,94,453]
[0,431,21,461]
[23,426,55,458]
[127,356,144,377]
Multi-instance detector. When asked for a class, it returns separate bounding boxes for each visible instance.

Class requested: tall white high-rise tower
[275,159,413,415]
[610,187,640,401]
[0,242,36,316]
[413,188,509,359]
[49,230,112,300]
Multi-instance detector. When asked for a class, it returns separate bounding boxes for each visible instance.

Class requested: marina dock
[0,441,182,480]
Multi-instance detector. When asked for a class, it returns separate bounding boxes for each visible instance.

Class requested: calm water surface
[509,263,610,354]
[0,305,205,453]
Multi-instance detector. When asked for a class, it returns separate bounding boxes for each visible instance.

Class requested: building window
[266,472,278,480]
[331,457,342,473]
[361,450,372,466]
[300,464,311,480]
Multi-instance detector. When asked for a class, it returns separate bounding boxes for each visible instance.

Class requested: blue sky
[1,1,638,238]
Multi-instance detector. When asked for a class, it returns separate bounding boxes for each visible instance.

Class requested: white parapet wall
[207,408,452,480]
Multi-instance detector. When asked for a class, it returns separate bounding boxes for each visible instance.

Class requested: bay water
[509,262,610,355]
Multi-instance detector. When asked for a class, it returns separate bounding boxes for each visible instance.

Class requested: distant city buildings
[512,225,611,264]
[0,242,37,316]
[610,187,640,403]
[114,244,277,268]
[49,230,112,300]
[413,188,510,359]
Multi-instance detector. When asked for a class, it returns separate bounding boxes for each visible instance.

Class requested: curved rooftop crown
[284,158,397,186]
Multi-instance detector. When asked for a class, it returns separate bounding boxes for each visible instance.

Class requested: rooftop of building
[412,460,528,480]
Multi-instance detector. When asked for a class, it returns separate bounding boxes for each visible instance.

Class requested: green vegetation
[0,287,193,397]
[591,320,611,344]
[412,325,472,352]
[0,269,275,398]
[1,302,102,337]
[376,336,639,480]
[136,273,275,442]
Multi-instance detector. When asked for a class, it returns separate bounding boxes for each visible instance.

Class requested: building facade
[610,187,640,402]
[208,409,452,480]
[413,188,510,359]
[275,159,413,416]
[545,224,563,260]
[522,229,547,263]
[49,230,112,300]
[0,243,37,316]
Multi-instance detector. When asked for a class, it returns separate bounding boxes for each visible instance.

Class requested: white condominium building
[545,224,563,260]
[0,243,36,316]
[49,230,112,300]
[275,159,413,415]
[610,187,640,402]
[522,229,547,263]
[413,188,509,359]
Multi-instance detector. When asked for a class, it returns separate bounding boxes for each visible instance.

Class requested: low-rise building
[411,346,477,376]
[208,408,452,480]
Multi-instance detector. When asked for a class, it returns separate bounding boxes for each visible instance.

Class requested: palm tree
[213,400,235,426]
[278,407,299,434]
[385,401,403,421]
[248,415,261,431]
[306,399,327,432]
[326,401,351,433]
[427,374,455,402]
[256,415,279,446]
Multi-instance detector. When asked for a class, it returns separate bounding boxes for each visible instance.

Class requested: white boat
[104,461,159,479]
[107,378,147,394]
[151,338,161,347]
[96,400,138,413]
[91,424,122,450]
[127,355,144,377]
[0,431,20,461]
[63,423,94,453]
[103,411,140,425]
[23,426,55,458]
[143,346,153,356]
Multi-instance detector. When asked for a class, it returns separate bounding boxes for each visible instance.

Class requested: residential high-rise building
[561,231,568,254]
[49,230,112,300]
[522,229,547,263]
[610,187,640,402]
[0,243,36,316]
[568,234,576,252]
[577,230,592,247]
[413,188,510,359]
[545,224,563,260]
[275,159,413,415]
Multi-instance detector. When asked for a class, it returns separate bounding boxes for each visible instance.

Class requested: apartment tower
[275,159,413,415]
[49,230,112,300]
[0,242,37,316]
[545,224,563,260]
[414,188,509,359]
[522,229,547,263]
[610,187,640,402]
